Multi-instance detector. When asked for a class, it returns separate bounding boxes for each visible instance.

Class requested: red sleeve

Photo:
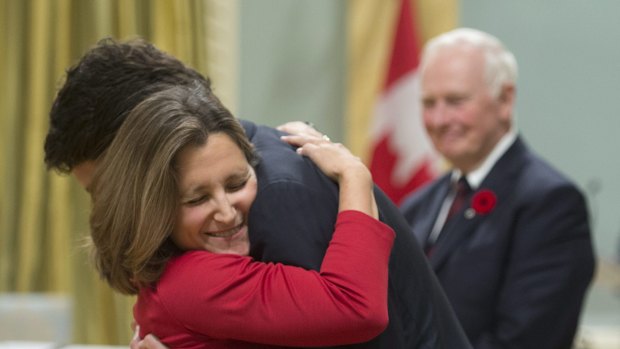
[141,210,394,347]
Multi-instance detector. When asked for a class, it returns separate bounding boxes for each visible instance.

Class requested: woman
[89,83,394,348]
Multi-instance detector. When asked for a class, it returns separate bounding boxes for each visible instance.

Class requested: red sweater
[135,210,394,348]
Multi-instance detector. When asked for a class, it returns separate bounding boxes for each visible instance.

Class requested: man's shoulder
[241,119,301,165]
[505,141,581,195]
[241,120,336,190]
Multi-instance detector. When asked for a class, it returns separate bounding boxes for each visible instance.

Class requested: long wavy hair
[89,83,257,295]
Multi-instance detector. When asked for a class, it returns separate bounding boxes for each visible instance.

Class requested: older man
[400,28,595,349]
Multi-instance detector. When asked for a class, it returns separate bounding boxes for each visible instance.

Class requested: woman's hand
[280,134,362,181]
[130,322,168,349]
[277,121,325,140]
[131,333,168,349]
[281,134,378,219]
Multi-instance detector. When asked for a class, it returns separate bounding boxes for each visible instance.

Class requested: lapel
[412,175,453,246]
[429,136,529,271]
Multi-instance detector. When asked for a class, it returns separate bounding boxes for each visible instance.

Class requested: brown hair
[89,83,256,295]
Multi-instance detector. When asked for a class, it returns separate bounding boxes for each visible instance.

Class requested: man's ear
[498,84,516,122]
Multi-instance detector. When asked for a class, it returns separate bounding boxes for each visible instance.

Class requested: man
[400,28,595,348]
[45,38,470,349]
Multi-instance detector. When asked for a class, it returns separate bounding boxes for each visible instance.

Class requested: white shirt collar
[451,128,517,190]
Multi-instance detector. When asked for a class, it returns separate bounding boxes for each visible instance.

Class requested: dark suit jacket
[400,136,595,349]
[241,120,471,349]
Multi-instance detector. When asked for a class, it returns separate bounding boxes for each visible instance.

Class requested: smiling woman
[172,133,257,255]
[89,80,258,296]
[88,82,394,348]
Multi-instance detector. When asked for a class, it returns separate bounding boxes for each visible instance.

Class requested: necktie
[446,176,471,221]
[425,176,470,256]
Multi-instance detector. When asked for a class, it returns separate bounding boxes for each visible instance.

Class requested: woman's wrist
[338,166,376,219]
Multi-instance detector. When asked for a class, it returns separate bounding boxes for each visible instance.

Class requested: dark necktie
[446,176,471,221]
[425,176,470,256]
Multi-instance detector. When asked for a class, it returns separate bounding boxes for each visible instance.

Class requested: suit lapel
[412,175,452,247]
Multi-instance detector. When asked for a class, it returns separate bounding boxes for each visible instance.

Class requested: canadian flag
[368,0,439,205]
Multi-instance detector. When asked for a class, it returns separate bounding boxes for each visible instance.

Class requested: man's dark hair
[44,37,211,173]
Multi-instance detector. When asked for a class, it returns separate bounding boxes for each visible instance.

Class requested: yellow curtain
[345,0,458,159]
[0,0,228,344]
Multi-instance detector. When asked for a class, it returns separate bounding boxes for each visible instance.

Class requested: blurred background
[1,0,618,347]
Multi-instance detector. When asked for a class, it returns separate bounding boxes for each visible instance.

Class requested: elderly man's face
[420,45,512,173]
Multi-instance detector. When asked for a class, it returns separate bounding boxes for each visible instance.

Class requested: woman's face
[172,133,257,255]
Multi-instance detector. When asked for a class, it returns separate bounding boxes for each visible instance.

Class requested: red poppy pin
[465,189,497,218]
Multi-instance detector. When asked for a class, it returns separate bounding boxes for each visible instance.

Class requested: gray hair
[421,28,518,98]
